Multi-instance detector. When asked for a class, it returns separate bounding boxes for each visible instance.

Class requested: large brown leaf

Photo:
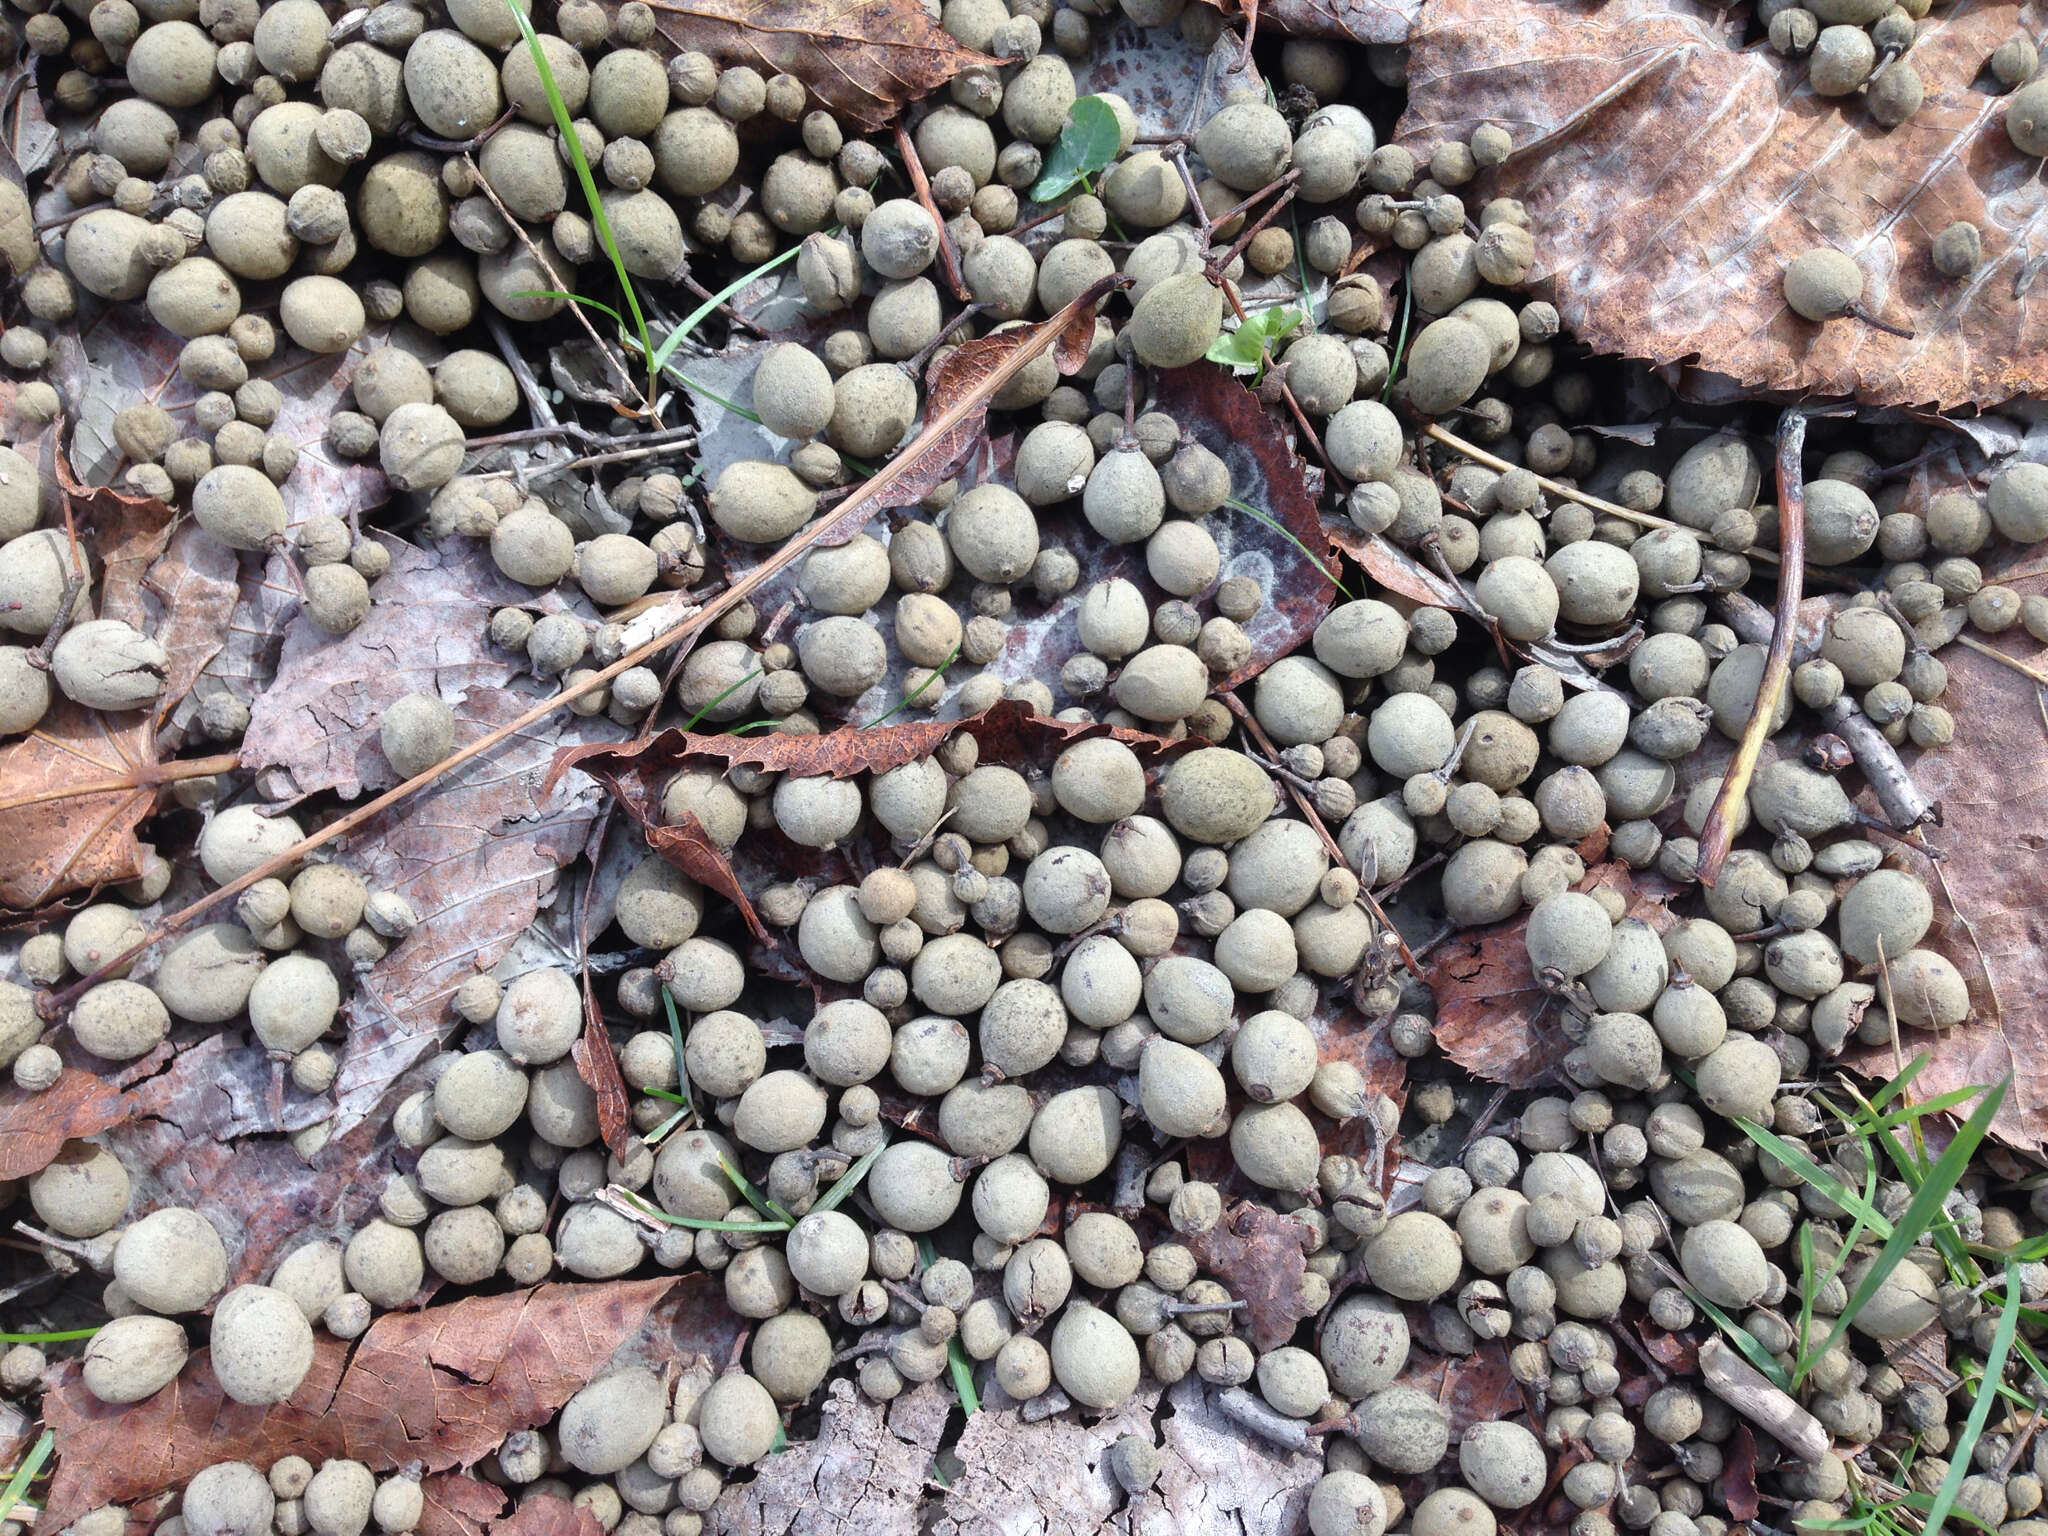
[41,1279,739,1533]
[641,0,999,130]
[1428,863,1678,1087]
[0,704,157,906]
[0,1070,130,1179]
[1398,0,2048,408]
[1183,1200,1316,1353]
[713,1379,946,1535]
[1194,0,1418,45]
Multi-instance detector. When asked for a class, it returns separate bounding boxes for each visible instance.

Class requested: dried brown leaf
[42,1279,737,1532]
[1724,1426,1761,1522]
[641,0,1000,130]
[1183,1200,1316,1354]
[574,968,634,1159]
[1429,863,1677,1087]
[1398,0,2048,409]
[712,1379,945,1535]
[495,1496,603,1536]
[0,705,156,906]
[1393,1338,1523,1439]
[418,1475,510,1536]
[1194,0,1417,45]
[0,1070,131,1179]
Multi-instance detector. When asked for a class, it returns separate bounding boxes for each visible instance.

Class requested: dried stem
[893,122,969,303]
[1220,691,1417,974]
[1695,408,1807,885]
[1954,631,2048,687]
[1426,423,1783,567]
[35,281,1123,1023]
[0,750,240,814]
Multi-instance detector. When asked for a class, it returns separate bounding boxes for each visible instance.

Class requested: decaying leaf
[1130,1376,1322,1534]
[0,704,158,907]
[418,1474,512,1536]
[494,1495,605,1536]
[1183,1200,1316,1354]
[0,1070,130,1179]
[1840,617,2048,1150]
[1399,0,2048,409]
[939,1384,1161,1533]
[641,0,1000,130]
[1429,863,1678,1086]
[41,1279,737,1533]
[713,1378,945,1534]
[1192,0,1419,45]
[1395,1338,1524,1437]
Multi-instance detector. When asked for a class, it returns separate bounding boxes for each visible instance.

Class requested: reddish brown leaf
[1330,523,1460,611]
[1195,0,1417,44]
[1399,0,2048,409]
[573,975,633,1160]
[0,1071,131,1179]
[1724,1426,1760,1522]
[642,0,999,130]
[1637,1324,1699,1373]
[418,1475,507,1536]
[495,1496,602,1536]
[42,1279,739,1533]
[1395,1339,1523,1439]
[0,704,157,906]
[1429,863,1678,1087]
[1183,1199,1315,1353]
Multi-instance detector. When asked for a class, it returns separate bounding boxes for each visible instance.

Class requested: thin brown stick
[1695,408,1806,885]
[1220,691,1417,975]
[0,750,240,813]
[1954,631,2048,686]
[35,281,1123,1023]
[1426,423,1783,567]
[893,122,969,303]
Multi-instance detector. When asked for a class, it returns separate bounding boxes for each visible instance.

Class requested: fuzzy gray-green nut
[1524,891,1612,978]
[1678,1218,1769,1309]
[1694,1034,1781,1120]
[1320,1295,1409,1397]
[247,953,340,1053]
[1355,1384,1450,1474]
[206,192,298,281]
[785,1209,867,1296]
[72,980,171,1062]
[149,257,241,338]
[651,1127,738,1220]
[1362,1210,1461,1300]
[1546,540,1640,626]
[1051,1302,1142,1409]
[1325,400,1402,482]
[154,923,265,1024]
[490,506,575,587]
[115,1207,229,1314]
[1128,272,1223,368]
[0,647,49,736]
[869,1139,965,1232]
[1836,868,1933,966]
[1111,643,1209,722]
[210,1283,315,1405]
[1196,100,1293,191]
[949,482,1040,581]
[1229,1099,1320,1193]
[127,20,218,107]
[708,459,817,545]
[1002,53,1078,144]
[1309,1471,1387,1536]
[1030,1084,1122,1183]
[752,343,836,441]
[51,620,166,711]
[861,197,940,279]
[2008,78,2048,156]
[829,363,917,458]
[378,691,455,780]
[379,402,463,491]
[1842,1254,1938,1338]
[192,464,286,551]
[403,30,501,139]
[358,151,451,257]
[183,1463,275,1536]
[81,1314,189,1404]
[1139,1037,1228,1139]
[699,1372,779,1468]
[1404,316,1491,415]
[27,1140,129,1237]
[1477,555,1559,642]
[1083,448,1166,544]
[560,1367,665,1475]
[63,209,157,301]
[1459,1421,1547,1510]
[797,615,888,698]
[1160,747,1275,843]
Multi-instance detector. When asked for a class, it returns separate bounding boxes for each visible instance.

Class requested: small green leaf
[1206,306,1304,372]
[1030,96,1122,203]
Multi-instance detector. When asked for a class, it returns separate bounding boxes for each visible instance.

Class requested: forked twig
[1696,408,1807,885]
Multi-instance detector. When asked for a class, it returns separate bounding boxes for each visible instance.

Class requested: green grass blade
[649,241,805,374]
[661,991,695,1120]
[1225,497,1356,600]
[1861,1053,1932,1115]
[811,1137,887,1215]
[643,1105,691,1145]
[0,1430,53,1516]
[946,1338,980,1414]
[718,1153,796,1226]
[513,290,627,328]
[683,669,762,733]
[1734,1116,1892,1238]
[674,375,764,424]
[865,640,959,727]
[0,1327,100,1343]
[506,0,651,392]
[1382,263,1413,404]
[612,1188,786,1233]
[1804,1077,2009,1381]
[1920,1267,2022,1536]
[1688,1286,1793,1391]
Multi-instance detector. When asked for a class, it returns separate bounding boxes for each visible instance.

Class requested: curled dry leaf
[1183,1199,1317,1353]
[0,1070,130,1180]
[1723,1425,1761,1523]
[1399,0,2048,409]
[941,1383,1160,1532]
[638,0,1000,130]
[1130,1376,1322,1534]
[1191,0,1419,45]
[1428,863,1678,1087]
[493,1496,604,1536]
[40,1279,736,1533]
[712,1378,945,1535]
[1394,1337,1524,1437]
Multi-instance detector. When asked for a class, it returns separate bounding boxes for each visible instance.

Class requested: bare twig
[0,751,240,814]
[893,122,969,303]
[1698,1337,1831,1466]
[35,280,1124,1022]
[1955,631,2048,687]
[1696,408,1807,885]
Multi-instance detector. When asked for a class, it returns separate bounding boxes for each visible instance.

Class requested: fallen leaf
[41,1279,737,1533]
[1429,863,1678,1087]
[0,705,157,906]
[641,0,1000,130]
[1194,0,1419,45]
[940,1384,1161,1533]
[574,963,633,1160]
[1724,1425,1760,1522]
[1398,0,2048,409]
[495,1496,603,1536]
[712,1378,945,1534]
[1129,1376,1322,1534]
[1394,1338,1523,1439]
[0,1071,131,1179]
[1184,1200,1316,1354]
[1637,1324,1699,1374]
[418,1475,510,1536]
